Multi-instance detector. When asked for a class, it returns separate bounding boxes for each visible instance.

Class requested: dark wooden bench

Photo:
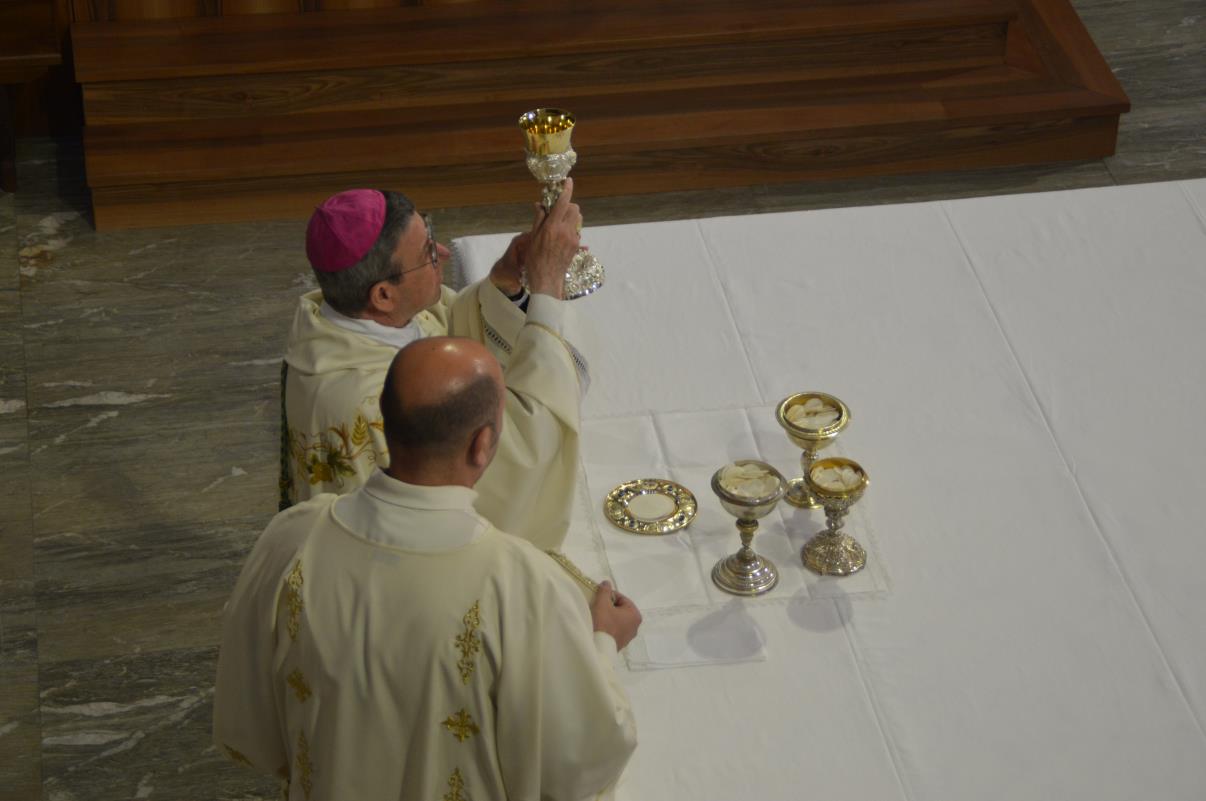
[70,0,1128,229]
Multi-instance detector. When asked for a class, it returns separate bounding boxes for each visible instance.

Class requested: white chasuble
[213,475,636,801]
[284,280,585,550]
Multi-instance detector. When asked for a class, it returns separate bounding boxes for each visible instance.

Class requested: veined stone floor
[1,2,1204,798]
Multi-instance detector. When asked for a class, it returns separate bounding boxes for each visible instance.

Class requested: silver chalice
[710,460,786,596]
[776,392,851,509]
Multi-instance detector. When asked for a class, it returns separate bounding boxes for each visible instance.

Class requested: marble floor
[1,2,1204,798]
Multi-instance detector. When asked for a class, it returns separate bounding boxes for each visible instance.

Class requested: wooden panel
[222,0,301,13]
[71,0,1018,81]
[81,22,1010,123]
[88,115,1119,230]
[70,0,1126,231]
[0,1,60,71]
[82,72,1120,186]
[306,0,409,7]
[1013,0,1127,102]
[107,0,219,20]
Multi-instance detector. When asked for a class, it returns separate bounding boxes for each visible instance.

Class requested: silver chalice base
[802,532,867,576]
[564,249,604,300]
[712,549,779,596]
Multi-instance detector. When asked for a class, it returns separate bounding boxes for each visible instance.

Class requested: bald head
[380,337,504,482]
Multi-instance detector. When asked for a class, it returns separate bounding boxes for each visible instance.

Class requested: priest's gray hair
[380,370,501,455]
[315,190,415,317]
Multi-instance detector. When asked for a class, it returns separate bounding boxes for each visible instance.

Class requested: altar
[453,178,1206,801]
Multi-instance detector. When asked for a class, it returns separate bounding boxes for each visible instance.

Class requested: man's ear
[468,425,495,469]
[366,279,398,315]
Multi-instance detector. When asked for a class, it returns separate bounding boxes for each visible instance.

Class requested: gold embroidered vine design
[454,601,482,684]
[287,668,312,702]
[224,744,254,767]
[285,561,304,641]
[287,411,384,489]
[443,768,468,801]
[441,708,480,743]
[296,731,314,800]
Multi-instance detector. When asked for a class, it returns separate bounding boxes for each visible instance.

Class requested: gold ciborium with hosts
[802,457,869,576]
[710,460,786,596]
[776,392,851,508]
[518,108,604,299]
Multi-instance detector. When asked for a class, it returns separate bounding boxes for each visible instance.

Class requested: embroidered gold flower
[296,731,314,800]
[285,561,304,641]
[442,708,480,743]
[287,411,384,490]
[454,601,482,684]
[443,768,468,801]
[287,668,312,702]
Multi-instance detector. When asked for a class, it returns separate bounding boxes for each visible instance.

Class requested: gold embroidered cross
[443,768,468,801]
[442,708,480,743]
[286,668,312,702]
[454,601,482,684]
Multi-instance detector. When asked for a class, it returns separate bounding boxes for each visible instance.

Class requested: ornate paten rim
[806,456,869,500]
[776,391,850,440]
[604,478,697,535]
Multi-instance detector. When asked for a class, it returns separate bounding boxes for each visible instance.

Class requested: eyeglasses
[388,214,439,280]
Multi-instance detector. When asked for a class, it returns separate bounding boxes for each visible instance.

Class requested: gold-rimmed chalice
[776,392,851,509]
[710,460,786,596]
[518,108,604,299]
[802,457,869,576]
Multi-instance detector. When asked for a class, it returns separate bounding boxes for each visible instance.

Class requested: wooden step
[83,68,1122,186]
[70,0,1128,230]
[72,0,1018,81]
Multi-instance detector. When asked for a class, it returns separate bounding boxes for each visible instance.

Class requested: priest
[217,336,639,801]
[282,182,589,550]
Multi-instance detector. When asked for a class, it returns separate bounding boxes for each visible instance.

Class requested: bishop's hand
[524,177,583,301]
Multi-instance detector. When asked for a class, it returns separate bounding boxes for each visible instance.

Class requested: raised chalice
[802,457,869,576]
[518,108,604,299]
[710,460,786,596]
[776,392,851,509]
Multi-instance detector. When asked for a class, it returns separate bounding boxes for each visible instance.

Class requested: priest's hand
[525,177,584,301]
[488,231,531,297]
[591,580,642,651]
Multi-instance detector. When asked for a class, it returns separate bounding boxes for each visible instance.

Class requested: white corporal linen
[454,180,1206,801]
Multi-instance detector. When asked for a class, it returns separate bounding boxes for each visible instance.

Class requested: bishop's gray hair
[314,190,416,317]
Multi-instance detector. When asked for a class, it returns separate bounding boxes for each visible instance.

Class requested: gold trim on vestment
[285,560,304,641]
[442,708,481,743]
[287,668,312,702]
[295,731,314,800]
[455,601,482,684]
[224,744,254,767]
[443,768,469,801]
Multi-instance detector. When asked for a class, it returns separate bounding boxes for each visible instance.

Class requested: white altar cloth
[453,179,1206,801]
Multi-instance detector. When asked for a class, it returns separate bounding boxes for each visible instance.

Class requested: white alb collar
[319,301,424,350]
[332,470,487,552]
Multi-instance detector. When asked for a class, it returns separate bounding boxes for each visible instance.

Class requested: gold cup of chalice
[802,457,869,576]
[518,108,604,299]
[776,392,851,509]
[710,460,786,596]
